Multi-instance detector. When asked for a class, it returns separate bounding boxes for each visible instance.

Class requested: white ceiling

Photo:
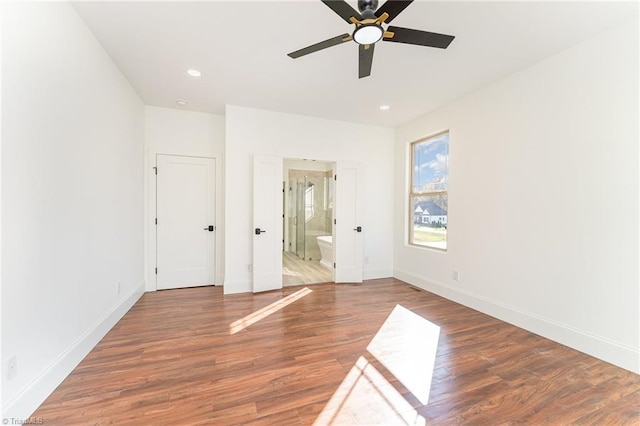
[72,1,636,128]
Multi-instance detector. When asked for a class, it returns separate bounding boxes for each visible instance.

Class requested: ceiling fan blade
[358,44,375,79]
[384,26,455,49]
[321,0,363,24]
[375,0,413,23]
[288,34,352,59]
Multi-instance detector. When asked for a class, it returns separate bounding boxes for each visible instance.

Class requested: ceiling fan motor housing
[358,0,378,14]
[354,0,382,45]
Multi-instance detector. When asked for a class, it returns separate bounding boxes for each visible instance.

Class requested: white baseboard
[319,259,332,270]
[2,282,145,420]
[394,268,640,374]
[222,270,394,294]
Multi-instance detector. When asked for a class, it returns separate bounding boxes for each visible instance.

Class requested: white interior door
[156,155,215,290]
[253,155,283,292]
[333,162,363,283]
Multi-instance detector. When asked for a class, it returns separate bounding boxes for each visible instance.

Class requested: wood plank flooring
[283,251,333,286]
[33,279,640,425]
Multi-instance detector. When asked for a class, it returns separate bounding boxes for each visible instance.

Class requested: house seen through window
[410,131,449,250]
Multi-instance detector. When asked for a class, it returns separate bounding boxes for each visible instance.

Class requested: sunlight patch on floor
[367,304,441,405]
[314,356,426,426]
[229,287,312,335]
[315,304,440,424]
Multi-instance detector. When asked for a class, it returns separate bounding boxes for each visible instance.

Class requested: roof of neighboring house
[414,200,447,216]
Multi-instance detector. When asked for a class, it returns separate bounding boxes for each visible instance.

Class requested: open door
[333,162,363,283]
[253,155,283,292]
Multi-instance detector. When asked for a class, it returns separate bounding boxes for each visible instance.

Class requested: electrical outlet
[247,264,252,273]
[7,356,17,380]
[452,270,460,282]
[116,281,121,295]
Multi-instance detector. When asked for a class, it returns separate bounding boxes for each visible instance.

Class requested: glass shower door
[295,180,306,259]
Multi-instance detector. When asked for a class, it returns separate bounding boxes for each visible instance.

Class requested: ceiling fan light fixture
[353,24,383,45]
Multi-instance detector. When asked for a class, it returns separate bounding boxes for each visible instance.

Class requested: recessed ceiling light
[379,105,390,111]
[176,99,188,106]
[186,69,202,77]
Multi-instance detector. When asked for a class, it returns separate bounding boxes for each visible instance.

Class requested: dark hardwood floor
[33,279,640,425]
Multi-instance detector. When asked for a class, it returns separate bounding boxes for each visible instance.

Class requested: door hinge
[334,219,336,225]
[155,218,157,225]
[153,167,157,175]
[333,262,336,269]
[155,267,158,274]
[334,174,337,181]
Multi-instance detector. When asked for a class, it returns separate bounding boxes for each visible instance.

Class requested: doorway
[253,156,363,292]
[283,159,334,286]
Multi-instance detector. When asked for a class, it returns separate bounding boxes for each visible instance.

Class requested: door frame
[148,153,223,291]
[280,158,364,286]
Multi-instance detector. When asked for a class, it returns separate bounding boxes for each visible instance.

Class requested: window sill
[407,242,447,253]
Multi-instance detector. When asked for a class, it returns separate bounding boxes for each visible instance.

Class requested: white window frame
[409,131,449,251]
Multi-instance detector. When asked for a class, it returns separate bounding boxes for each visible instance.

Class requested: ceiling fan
[287,0,455,79]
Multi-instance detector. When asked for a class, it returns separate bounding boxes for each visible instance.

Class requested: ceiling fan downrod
[357,0,378,13]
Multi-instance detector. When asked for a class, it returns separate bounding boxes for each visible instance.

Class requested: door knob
[353,226,362,232]
[255,228,267,235]
[204,225,215,231]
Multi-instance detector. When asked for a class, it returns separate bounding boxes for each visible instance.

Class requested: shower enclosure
[288,170,333,261]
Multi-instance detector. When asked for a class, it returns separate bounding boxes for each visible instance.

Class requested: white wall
[144,107,225,290]
[394,20,639,373]
[0,1,4,413]
[225,106,395,294]
[1,2,145,418]
[145,106,225,156]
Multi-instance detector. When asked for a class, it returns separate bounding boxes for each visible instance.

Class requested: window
[305,183,315,221]
[410,131,449,250]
